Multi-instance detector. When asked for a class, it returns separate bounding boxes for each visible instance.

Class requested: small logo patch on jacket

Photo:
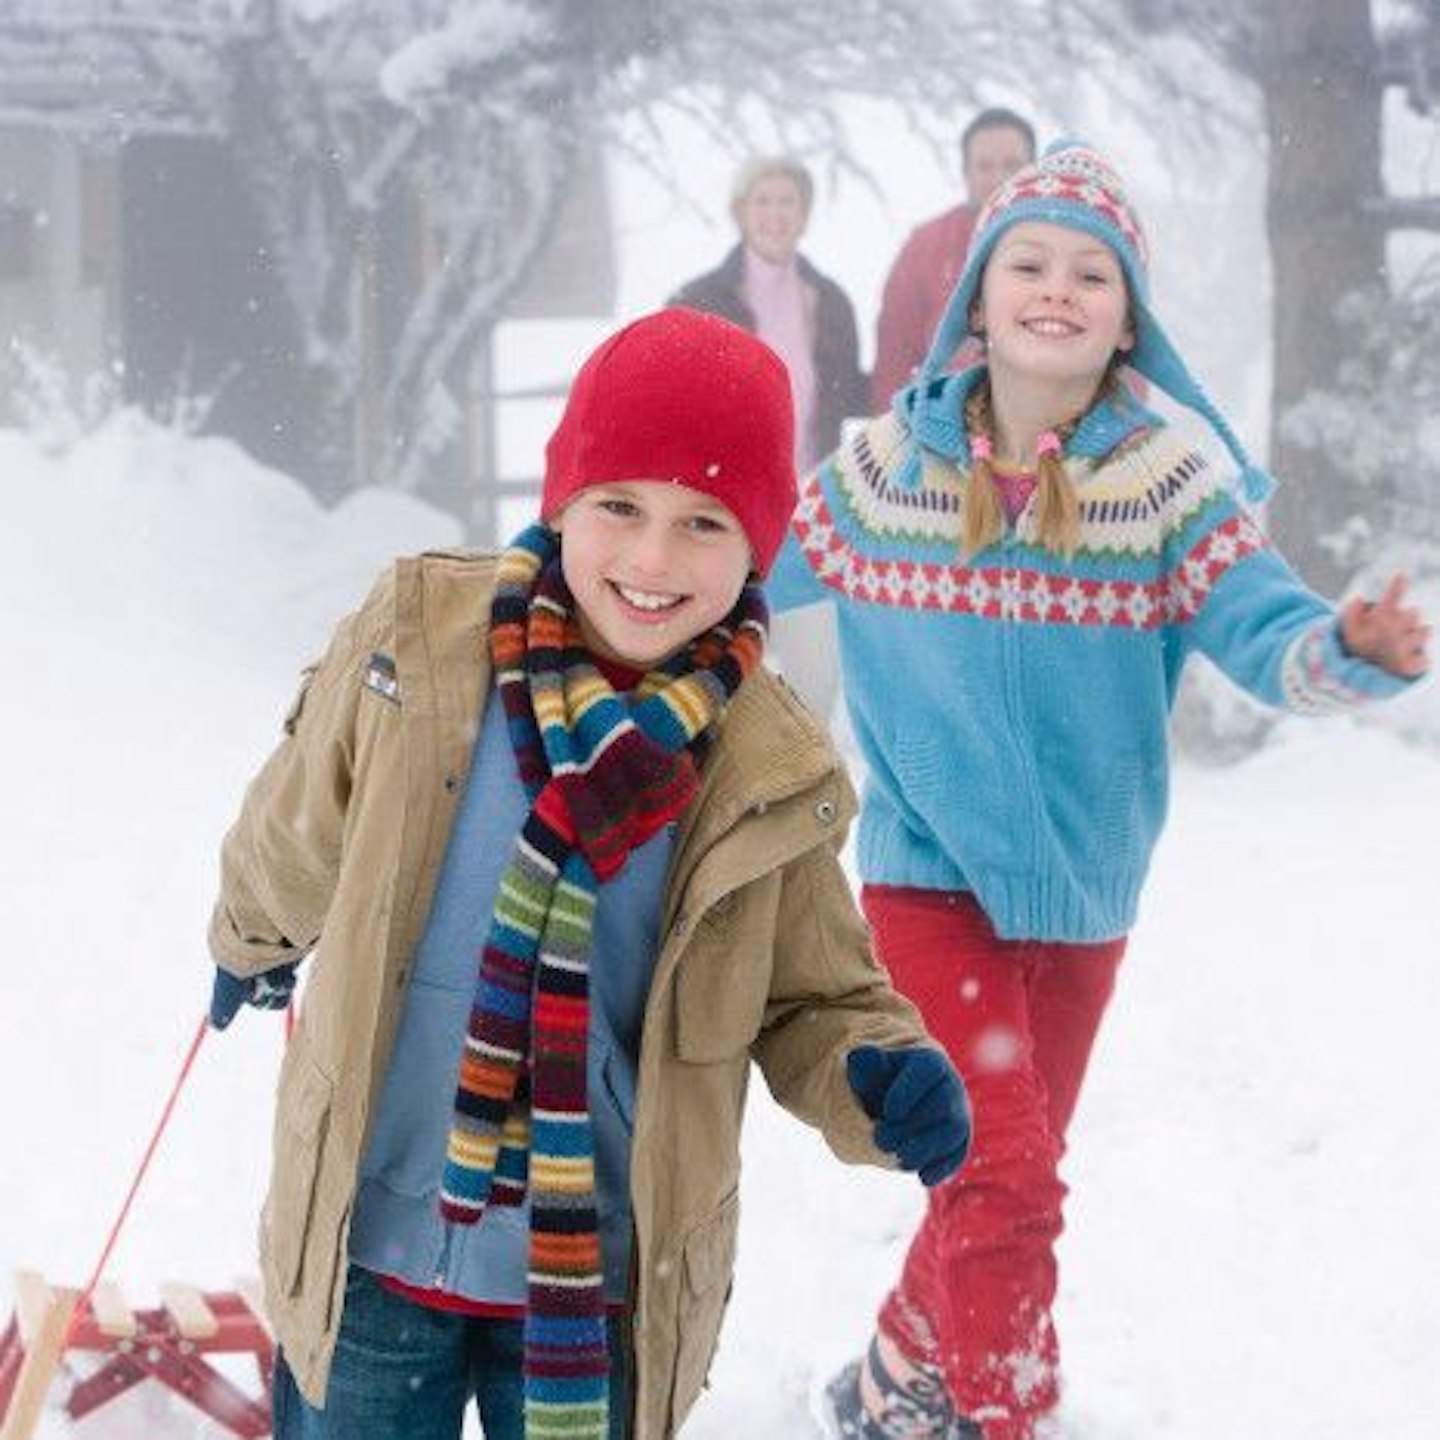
[363,651,401,703]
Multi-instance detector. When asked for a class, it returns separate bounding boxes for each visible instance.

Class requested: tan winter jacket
[209,550,934,1438]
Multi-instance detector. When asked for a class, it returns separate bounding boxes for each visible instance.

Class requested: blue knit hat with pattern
[904,139,1274,506]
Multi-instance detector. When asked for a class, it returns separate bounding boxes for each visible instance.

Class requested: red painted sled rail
[0,1014,280,1438]
[0,1271,273,1438]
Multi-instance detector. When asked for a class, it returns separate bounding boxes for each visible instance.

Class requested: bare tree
[9,0,1437,567]
[1122,0,1440,591]
[1,0,1227,503]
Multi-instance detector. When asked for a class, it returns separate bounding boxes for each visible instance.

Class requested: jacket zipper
[434,1222,455,1288]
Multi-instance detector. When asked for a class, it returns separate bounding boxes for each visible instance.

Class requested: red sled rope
[0,1014,275,1440]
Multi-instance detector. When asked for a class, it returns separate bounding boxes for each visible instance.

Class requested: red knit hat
[542,308,797,575]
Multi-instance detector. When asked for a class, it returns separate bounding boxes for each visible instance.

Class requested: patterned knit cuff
[1279,619,1416,714]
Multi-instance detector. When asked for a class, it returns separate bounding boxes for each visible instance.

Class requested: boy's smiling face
[553,480,754,669]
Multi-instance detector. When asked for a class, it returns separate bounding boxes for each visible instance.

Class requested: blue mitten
[847,1045,971,1186]
[209,962,299,1030]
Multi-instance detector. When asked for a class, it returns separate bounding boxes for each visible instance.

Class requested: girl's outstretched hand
[1340,575,1431,678]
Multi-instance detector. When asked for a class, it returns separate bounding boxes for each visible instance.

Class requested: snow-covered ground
[2,409,1437,1440]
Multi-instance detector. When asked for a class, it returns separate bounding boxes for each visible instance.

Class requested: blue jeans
[272,1266,633,1439]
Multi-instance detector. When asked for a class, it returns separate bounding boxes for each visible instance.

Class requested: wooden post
[0,1272,78,1440]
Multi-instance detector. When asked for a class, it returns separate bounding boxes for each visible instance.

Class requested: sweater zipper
[998,535,1046,878]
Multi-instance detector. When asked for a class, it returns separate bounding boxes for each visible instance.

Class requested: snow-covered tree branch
[8,0,1430,541]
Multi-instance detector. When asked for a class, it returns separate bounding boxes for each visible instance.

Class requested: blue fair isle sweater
[766,373,1411,943]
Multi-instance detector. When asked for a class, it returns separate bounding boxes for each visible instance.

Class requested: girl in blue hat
[770,142,1431,1440]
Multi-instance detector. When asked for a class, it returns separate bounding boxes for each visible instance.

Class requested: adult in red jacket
[870,108,1036,412]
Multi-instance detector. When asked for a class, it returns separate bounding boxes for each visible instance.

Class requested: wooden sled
[0,1270,273,1439]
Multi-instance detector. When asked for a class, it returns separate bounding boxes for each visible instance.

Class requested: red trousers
[864,887,1125,1440]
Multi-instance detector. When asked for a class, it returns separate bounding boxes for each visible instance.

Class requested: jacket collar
[668,667,849,898]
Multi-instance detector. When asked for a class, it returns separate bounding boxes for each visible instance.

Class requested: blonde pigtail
[1031,364,1131,557]
[962,386,1005,557]
[962,454,1006,557]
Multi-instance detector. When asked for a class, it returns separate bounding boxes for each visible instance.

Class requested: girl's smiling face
[552,480,753,669]
[973,221,1135,391]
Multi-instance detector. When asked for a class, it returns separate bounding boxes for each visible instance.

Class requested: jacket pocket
[265,1047,334,1298]
[669,1189,740,1428]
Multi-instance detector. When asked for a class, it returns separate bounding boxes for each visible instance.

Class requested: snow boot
[817,1345,984,1439]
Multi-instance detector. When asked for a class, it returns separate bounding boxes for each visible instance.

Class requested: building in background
[0,8,615,537]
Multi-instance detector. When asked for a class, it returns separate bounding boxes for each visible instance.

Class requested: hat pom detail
[1237,462,1277,506]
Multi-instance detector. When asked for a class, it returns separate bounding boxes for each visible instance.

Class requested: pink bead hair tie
[1036,430,1063,458]
[969,433,994,461]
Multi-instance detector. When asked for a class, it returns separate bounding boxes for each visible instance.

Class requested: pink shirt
[742,248,818,470]
[989,460,1038,525]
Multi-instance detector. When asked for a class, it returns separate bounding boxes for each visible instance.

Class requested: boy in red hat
[206,308,971,1440]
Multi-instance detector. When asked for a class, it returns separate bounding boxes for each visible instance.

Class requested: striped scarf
[440,523,767,1438]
